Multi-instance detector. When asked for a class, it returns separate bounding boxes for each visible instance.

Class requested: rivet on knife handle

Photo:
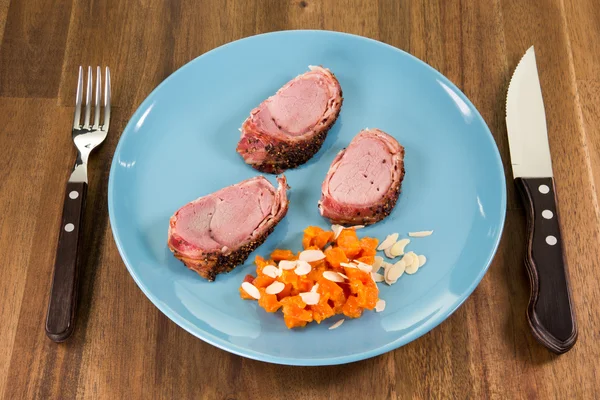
[516,177,577,353]
[45,181,87,342]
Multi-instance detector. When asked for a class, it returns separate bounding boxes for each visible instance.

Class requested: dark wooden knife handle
[45,181,87,342]
[515,177,577,354]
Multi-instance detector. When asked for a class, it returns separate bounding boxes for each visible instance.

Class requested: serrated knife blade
[506,46,577,354]
[506,46,553,178]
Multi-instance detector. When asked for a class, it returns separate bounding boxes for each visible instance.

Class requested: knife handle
[515,177,577,354]
[45,181,87,342]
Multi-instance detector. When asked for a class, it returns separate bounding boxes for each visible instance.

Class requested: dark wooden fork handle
[45,181,87,342]
[516,177,577,354]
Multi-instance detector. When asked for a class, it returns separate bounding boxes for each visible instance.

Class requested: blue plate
[108,30,506,366]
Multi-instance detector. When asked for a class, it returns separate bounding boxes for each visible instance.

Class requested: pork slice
[168,176,289,281]
[237,66,343,174]
[318,129,405,225]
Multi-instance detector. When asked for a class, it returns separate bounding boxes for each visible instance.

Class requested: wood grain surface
[1,0,600,398]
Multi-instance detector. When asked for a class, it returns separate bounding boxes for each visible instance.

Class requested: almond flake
[401,251,415,266]
[382,262,394,273]
[265,281,285,295]
[299,249,326,262]
[371,272,385,282]
[323,270,345,282]
[329,319,345,330]
[356,262,373,273]
[340,262,357,268]
[418,255,427,267]
[377,233,399,251]
[405,262,419,274]
[384,247,396,259]
[324,245,332,252]
[299,291,320,305]
[385,259,406,284]
[408,230,433,238]
[262,265,279,278]
[331,224,344,240]
[241,282,261,299]
[338,272,349,280]
[375,299,386,312]
[349,225,365,230]
[311,283,319,293]
[405,253,420,274]
[390,238,410,257]
[294,260,312,276]
[372,256,384,273]
[279,260,297,270]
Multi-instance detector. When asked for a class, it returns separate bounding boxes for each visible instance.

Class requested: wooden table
[1,0,599,398]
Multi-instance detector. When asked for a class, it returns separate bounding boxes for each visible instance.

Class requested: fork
[45,66,111,342]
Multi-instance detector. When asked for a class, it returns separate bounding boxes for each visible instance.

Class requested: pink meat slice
[237,66,343,174]
[168,176,289,281]
[319,129,405,226]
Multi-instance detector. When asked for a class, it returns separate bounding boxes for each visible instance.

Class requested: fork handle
[45,181,87,342]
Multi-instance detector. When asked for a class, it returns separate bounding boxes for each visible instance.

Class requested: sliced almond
[405,262,419,274]
[279,260,297,270]
[371,272,385,282]
[338,272,349,280]
[390,238,410,257]
[261,265,279,278]
[311,283,319,293]
[418,254,427,268]
[324,245,332,252]
[328,319,345,330]
[377,233,399,251]
[356,261,372,273]
[265,281,285,295]
[375,299,386,312]
[299,249,326,262]
[401,251,415,267]
[299,291,320,305]
[241,282,261,299]
[372,256,384,273]
[406,253,421,274]
[323,270,345,282]
[384,247,396,259]
[349,225,365,230]
[385,259,406,284]
[294,260,312,276]
[331,224,344,240]
[409,230,433,238]
[340,262,357,268]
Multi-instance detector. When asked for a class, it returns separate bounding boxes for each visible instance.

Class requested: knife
[506,46,577,354]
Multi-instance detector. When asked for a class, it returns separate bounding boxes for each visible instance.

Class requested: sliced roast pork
[168,176,289,281]
[236,66,343,174]
[319,129,405,226]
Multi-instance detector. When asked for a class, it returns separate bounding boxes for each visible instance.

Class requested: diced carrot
[325,246,349,269]
[239,286,255,300]
[359,237,379,257]
[356,255,375,265]
[252,275,275,288]
[254,255,270,274]
[276,283,293,300]
[258,291,282,313]
[342,295,363,318]
[302,226,325,249]
[314,230,334,249]
[271,249,295,261]
[302,235,312,250]
[337,229,362,258]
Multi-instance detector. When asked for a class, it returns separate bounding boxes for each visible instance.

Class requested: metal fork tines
[70,66,111,183]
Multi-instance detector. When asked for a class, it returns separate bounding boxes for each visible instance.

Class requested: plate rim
[108,29,507,366]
